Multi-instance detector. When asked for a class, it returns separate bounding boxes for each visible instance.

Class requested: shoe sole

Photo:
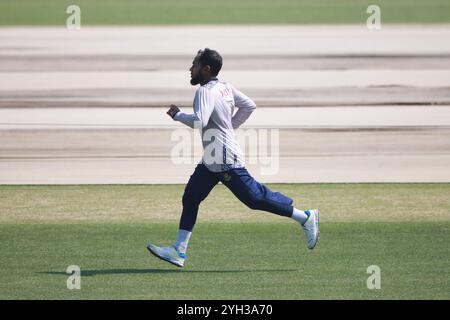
[146,245,184,268]
[308,209,320,250]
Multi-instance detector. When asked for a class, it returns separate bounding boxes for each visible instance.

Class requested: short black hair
[197,48,223,76]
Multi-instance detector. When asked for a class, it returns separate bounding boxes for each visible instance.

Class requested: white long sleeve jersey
[174,78,256,172]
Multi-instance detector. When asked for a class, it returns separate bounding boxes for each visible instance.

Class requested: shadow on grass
[40,268,299,277]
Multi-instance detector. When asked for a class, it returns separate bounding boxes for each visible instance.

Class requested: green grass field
[0,184,449,299]
[1,0,449,25]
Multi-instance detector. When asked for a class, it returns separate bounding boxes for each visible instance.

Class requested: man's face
[189,54,203,86]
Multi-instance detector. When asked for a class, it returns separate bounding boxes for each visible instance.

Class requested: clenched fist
[167,104,180,119]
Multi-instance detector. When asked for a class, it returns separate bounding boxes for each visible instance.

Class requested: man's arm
[168,106,198,129]
[231,86,256,129]
[167,104,197,129]
[167,87,214,129]
[173,112,198,128]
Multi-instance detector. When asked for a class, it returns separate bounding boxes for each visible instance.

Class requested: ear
[202,65,211,73]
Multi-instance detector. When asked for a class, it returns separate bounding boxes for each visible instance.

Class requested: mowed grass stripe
[1,0,450,25]
[0,222,448,299]
[1,184,449,223]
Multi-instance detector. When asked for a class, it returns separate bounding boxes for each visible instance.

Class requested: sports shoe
[302,209,320,249]
[146,244,186,267]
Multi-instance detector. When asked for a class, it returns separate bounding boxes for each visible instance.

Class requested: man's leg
[176,163,220,256]
[179,163,220,232]
[221,167,319,249]
[220,168,294,217]
[147,163,219,267]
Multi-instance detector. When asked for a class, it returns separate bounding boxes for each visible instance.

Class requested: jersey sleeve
[174,86,215,129]
[231,86,256,129]
[173,112,198,128]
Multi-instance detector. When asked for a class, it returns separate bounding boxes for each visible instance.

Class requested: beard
[190,72,203,85]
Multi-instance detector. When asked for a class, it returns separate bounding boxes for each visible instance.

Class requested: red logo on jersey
[220,89,230,97]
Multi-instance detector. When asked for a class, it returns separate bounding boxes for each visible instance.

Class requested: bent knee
[182,191,203,207]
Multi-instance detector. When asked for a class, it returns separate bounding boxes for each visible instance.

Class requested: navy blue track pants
[179,163,294,232]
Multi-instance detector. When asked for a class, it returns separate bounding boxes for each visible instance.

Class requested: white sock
[291,207,309,225]
[175,229,192,254]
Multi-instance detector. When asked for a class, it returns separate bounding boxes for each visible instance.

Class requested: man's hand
[167,104,180,119]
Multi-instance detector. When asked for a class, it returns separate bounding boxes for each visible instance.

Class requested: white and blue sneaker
[302,209,320,249]
[146,244,186,267]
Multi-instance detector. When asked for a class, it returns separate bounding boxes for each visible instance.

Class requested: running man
[147,48,319,267]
